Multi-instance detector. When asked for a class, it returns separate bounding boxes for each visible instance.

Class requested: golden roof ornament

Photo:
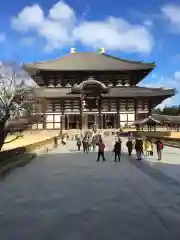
[99,48,105,53]
[70,48,76,53]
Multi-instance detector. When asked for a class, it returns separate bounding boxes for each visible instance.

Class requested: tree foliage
[153,105,180,116]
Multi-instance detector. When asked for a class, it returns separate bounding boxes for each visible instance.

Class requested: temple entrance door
[80,78,109,130]
[106,114,116,128]
[68,115,80,129]
[65,115,68,129]
[87,114,95,129]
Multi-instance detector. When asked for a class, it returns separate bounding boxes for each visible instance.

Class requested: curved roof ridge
[132,86,168,90]
[24,52,155,66]
[103,53,155,66]
[24,53,72,65]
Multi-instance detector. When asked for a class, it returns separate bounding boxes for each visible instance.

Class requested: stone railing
[0,136,61,175]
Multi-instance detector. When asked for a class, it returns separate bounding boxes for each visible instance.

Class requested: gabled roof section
[33,86,175,99]
[134,116,161,126]
[152,114,180,124]
[134,114,180,125]
[23,52,155,73]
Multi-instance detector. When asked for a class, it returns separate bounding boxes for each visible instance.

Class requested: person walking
[76,137,81,151]
[88,136,91,152]
[155,139,163,160]
[97,139,106,161]
[91,136,97,152]
[62,135,67,145]
[113,138,122,162]
[54,136,58,148]
[126,137,133,156]
[83,137,89,154]
[135,136,143,160]
[144,138,153,156]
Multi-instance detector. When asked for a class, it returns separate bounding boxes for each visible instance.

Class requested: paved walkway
[0,137,180,239]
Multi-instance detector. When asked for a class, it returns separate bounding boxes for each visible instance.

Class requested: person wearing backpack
[97,139,106,161]
[155,139,163,160]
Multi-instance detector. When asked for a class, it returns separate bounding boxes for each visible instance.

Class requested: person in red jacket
[97,139,106,161]
[155,139,163,160]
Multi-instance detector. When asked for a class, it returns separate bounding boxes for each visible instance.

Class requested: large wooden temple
[23,48,175,130]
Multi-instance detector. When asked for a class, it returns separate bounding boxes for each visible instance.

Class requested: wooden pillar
[67,115,69,130]
[61,100,65,130]
[82,113,87,129]
[104,114,107,129]
[98,97,103,129]
[148,102,153,116]
[116,99,120,129]
[79,99,83,130]
[42,100,46,129]
[134,100,137,121]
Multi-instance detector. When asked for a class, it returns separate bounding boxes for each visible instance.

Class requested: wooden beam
[116,99,120,129]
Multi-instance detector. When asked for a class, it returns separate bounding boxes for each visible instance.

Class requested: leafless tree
[0,62,40,150]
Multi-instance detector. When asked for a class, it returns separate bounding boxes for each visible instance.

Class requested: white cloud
[143,20,153,27]
[161,4,180,32]
[11,4,44,32]
[73,17,153,53]
[0,33,6,42]
[141,71,180,108]
[174,71,180,79]
[11,1,154,53]
[49,1,75,22]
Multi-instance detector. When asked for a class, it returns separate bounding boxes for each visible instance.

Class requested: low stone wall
[138,131,180,139]
[0,136,61,175]
[136,131,180,148]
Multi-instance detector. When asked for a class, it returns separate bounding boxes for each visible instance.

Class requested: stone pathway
[0,137,180,239]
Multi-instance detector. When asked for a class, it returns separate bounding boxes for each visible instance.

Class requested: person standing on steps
[97,139,106,161]
[113,138,122,162]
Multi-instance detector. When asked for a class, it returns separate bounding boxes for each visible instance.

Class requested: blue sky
[0,0,180,107]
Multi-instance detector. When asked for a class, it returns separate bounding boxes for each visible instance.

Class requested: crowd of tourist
[61,132,164,162]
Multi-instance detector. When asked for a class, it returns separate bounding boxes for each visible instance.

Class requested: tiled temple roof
[23,52,155,72]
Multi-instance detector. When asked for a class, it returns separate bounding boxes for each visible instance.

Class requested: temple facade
[23,49,175,130]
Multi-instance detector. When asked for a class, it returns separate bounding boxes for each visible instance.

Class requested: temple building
[23,48,175,130]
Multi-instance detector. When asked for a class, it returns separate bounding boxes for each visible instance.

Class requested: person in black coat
[113,138,122,162]
[76,138,81,151]
[135,137,143,160]
[126,138,133,156]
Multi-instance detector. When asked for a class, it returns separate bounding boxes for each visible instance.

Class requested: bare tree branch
[0,95,7,108]
[0,61,39,150]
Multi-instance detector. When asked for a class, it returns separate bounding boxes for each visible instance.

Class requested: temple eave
[33,87,175,99]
